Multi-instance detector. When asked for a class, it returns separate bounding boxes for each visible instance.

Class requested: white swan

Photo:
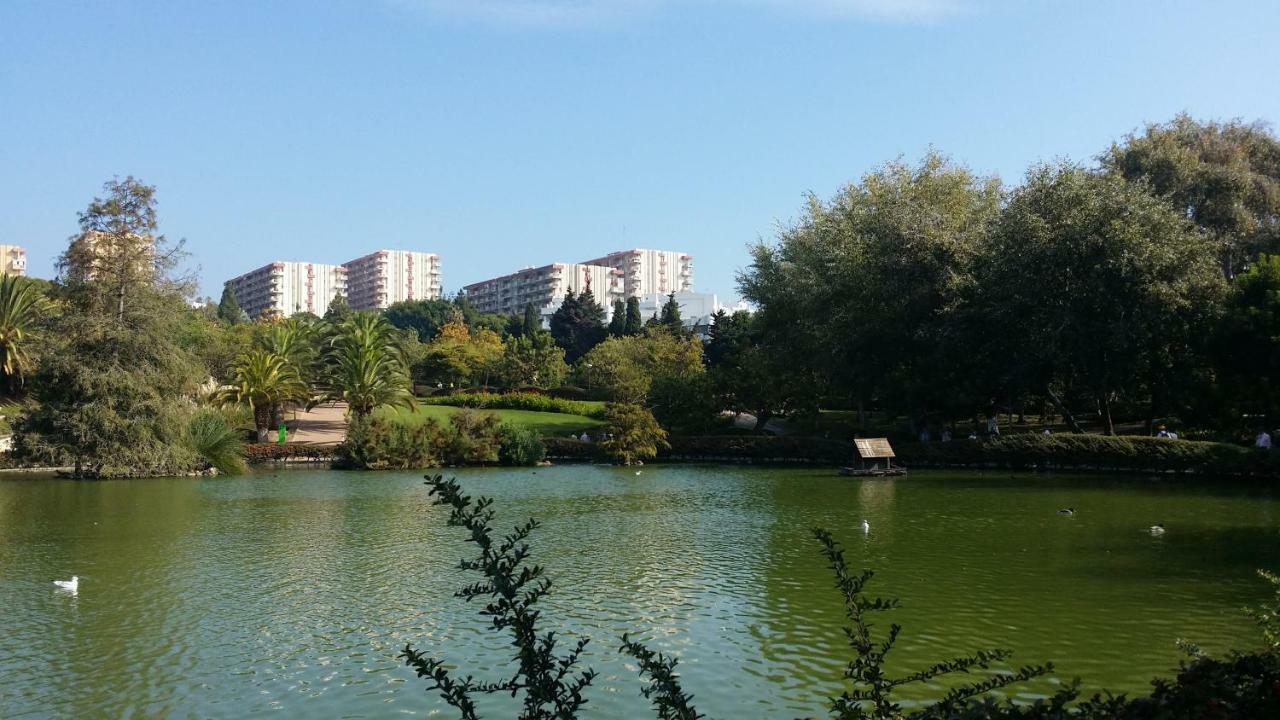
[53,575,79,592]
[635,470,642,475]
[1149,524,1166,536]
[861,519,871,533]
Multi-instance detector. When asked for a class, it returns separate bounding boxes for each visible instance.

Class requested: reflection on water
[1,467,1278,718]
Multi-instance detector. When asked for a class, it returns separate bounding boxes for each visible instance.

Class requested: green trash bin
[277,423,287,445]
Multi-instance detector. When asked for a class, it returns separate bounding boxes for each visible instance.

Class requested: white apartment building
[227,261,347,320]
[463,262,624,320]
[578,248,693,298]
[0,245,27,276]
[343,250,442,310]
[634,290,750,329]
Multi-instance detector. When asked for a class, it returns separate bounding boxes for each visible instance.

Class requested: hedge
[897,433,1280,478]
[544,435,853,465]
[245,443,336,464]
[423,392,607,419]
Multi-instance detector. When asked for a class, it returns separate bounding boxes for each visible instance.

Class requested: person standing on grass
[1257,429,1272,450]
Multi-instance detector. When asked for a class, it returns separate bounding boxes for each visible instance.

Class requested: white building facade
[579,248,693,298]
[463,262,624,320]
[0,245,27,276]
[228,261,347,319]
[634,290,747,329]
[343,250,442,311]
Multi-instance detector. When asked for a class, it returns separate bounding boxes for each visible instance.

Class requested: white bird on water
[861,519,871,533]
[635,470,642,476]
[53,575,79,592]
[1149,524,1166,536]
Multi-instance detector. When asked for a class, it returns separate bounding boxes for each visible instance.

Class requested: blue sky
[2,0,1277,302]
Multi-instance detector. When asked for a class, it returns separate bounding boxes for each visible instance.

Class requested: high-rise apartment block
[227,261,347,320]
[578,249,693,298]
[343,250,442,311]
[0,245,27,276]
[462,263,623,318]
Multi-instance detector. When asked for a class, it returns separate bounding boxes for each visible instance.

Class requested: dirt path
[286,402,348,444]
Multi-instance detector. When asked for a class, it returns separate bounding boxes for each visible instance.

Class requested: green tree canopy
[217,284,246,325]
[549,289,607,363]
[384,298,461,342]
[740,151,1000,426]
[1104,114,1280,277]
[324,294,352,322]
[608,299,627,337]
[1212,254,1280,426]
[972,163,1224,434]
[624,296,643,335]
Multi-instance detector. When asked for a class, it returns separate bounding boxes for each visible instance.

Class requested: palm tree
[0,275,45,394]
[213,349,310,442]
[261,317,320,381]
[322,313,415,420]
[260,317,320,428]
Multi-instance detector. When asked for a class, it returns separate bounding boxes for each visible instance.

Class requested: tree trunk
[1100,394,1115,436]
[753,410,773,434]
[254,403,272,443]
[1045,386,1084,434]
[856,397,866,430]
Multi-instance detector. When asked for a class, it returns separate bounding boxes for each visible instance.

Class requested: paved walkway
[286,402,348,444]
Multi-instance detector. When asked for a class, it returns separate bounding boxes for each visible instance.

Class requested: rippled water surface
[2,466,1279,718]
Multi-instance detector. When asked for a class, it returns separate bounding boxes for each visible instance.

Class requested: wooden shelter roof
[853,438,895,459]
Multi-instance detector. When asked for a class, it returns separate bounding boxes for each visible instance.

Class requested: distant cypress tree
[523,302,541,336]
[658,292,684,335]
[608,299,626,337]
[217,284,244,325]
[624,296,643,335]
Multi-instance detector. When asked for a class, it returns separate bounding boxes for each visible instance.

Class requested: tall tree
[741,151,999,428]
[16,178,207,477]
[217,284,245,325]
[972,163,1224,434]
[523,302,542,337]
[549,289,607,363]
[624,296,643,335]
[384,298,461,342]
[1104,114,1280,277]
[608,299,627,337]
[658,292,684,335]
[59,176,188,324]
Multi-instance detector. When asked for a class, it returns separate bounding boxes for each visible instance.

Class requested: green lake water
[2,466,1279,718]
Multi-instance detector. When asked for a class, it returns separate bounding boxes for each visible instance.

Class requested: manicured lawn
[377,405,604,437]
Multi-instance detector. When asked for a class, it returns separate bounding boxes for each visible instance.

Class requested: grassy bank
[378,405,604,437]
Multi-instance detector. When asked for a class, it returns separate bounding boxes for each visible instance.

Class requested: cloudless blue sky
[2,0,1278,301]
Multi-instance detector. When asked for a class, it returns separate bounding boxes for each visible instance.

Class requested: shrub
[497,424,545,466]
[543,436,599,461]
[335,416,443,470]
[424,391,606,419]
[185,409,246,475]
[548,385,590,400]
[437,409,503,465]
[601,403,668,465]
[897,433,1280,478]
